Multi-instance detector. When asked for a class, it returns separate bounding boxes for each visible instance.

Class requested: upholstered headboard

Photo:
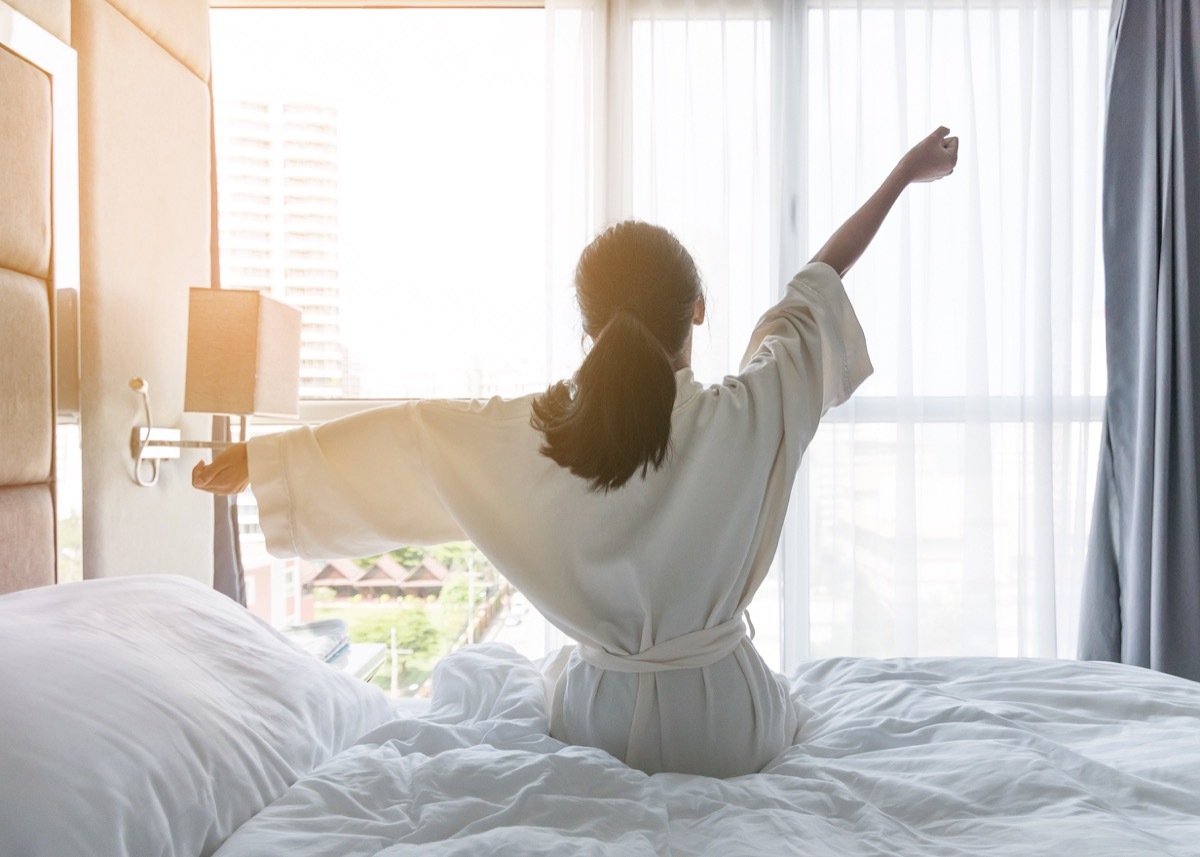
[0,2,77,595]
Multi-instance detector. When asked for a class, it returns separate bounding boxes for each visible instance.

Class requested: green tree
[387,546,428,567]
[394,607,439,657]
[354,546,427,570]
[336,605,441,659]
[439,574,470,609]
[427,543,470,572]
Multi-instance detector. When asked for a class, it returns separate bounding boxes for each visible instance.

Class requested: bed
[1,27,1196,838]
[3,0,1195,850]
[2,574,1198,857]
[1,22,1198,847]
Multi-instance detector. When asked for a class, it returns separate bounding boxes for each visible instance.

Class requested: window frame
[214,0,1111,671]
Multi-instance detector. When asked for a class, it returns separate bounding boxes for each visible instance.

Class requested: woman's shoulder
[416,392,538,423]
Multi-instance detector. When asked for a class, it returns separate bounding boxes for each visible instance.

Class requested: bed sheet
[214,644,1200,856]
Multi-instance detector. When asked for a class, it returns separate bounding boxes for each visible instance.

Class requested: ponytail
[533,220,703,493]
[531,311,677,492]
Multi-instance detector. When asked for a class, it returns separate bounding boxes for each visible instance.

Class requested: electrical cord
[130,377,159,487]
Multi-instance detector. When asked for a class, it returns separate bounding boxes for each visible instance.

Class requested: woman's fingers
[194,463,226,493]
[942,136,959,172]
[901,126,958,182]
[192,444,250,494]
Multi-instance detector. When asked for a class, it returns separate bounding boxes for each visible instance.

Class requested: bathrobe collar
[672,368,704,411]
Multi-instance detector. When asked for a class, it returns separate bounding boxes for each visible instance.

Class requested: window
[213,1,1111,692]
[213,7,548,402]
[798,1,1109,661]
[212,7,554,698]
[554,0,1108,668]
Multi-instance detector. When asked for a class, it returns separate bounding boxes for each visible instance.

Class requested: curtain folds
[546,0,799,665]
[1079,0,1200,681]
[548,0,1110,666]
[802,1,1109,661]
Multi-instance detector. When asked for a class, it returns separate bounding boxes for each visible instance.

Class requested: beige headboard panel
[0,5,73,595]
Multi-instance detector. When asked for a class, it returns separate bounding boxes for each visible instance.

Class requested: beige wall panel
[0,485,55,595]
[106,0,210,82]
[3,0,70,44]
[74,0,213,583]
[0,43,52,280]
[0,268,52,485]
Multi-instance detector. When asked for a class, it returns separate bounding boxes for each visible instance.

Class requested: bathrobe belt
[578,612,752,673]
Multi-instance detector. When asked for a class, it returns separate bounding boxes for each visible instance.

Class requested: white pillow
[0,574,394,857]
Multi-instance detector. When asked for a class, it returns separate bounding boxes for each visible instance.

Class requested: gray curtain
[1079,0,1200,680]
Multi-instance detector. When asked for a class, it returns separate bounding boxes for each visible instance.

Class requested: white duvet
[215,644,1200,856]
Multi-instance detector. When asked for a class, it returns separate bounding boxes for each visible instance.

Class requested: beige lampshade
[184,288,301,418]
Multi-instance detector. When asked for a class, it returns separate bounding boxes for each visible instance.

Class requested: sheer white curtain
[546,0,795,666]
[802,0,1108,662]
[545,0,791,380]
[545,0,1109,667]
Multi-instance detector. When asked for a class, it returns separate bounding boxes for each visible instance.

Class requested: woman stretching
[194,127,958,778]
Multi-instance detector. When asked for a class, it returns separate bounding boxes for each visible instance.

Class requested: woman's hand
[192,442,250,495]
[809,125,960,276]
[899,126,959,183]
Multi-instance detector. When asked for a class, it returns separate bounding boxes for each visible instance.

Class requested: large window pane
[807,4,1107,400]
[802,2,1109,660]
[212,9,556,698]
[212,9,548,401]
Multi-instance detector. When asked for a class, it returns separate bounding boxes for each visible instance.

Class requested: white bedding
[215,644,1200,856]
[0,575,394,857]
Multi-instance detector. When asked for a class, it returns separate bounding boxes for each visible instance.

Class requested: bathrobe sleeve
[246,402,468,560]
[737,261,873,445]
[246,262,870,563]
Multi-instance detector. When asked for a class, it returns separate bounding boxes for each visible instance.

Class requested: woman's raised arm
[810,126,958,278]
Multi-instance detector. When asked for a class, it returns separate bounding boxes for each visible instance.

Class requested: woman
[195,127,958,778]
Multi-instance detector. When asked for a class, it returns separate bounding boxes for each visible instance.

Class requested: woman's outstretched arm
[810,126,958,277]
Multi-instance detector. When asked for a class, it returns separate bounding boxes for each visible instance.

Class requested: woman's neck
[672,332,693,371]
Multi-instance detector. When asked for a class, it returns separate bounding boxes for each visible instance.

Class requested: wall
[72,0,214,583]
[0,2,61,594]
[4,0,70,43]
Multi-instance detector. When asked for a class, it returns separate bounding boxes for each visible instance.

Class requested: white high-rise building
[216,98,354,622]
[215,98,354,398]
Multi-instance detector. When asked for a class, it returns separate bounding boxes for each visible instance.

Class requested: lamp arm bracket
[129,428,232,460]
[128,376,233,487]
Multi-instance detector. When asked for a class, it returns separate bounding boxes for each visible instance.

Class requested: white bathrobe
[247,261,872,778]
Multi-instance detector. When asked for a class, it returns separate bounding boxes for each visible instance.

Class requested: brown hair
[531,221,703,492]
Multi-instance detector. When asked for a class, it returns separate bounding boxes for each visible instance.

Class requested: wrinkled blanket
[215,645,1200,856]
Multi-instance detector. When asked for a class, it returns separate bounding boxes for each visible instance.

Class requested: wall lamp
[131,288,301,487]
